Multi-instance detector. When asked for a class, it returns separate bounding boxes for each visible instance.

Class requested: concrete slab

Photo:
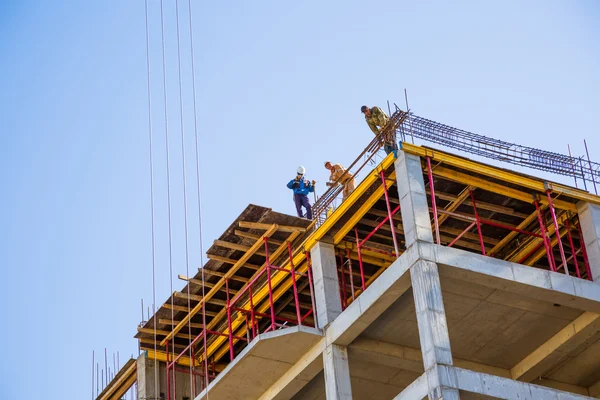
[423,243,600,313]
[196,326,322,400]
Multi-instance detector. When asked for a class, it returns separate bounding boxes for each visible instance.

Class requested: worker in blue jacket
[287,166,316,220]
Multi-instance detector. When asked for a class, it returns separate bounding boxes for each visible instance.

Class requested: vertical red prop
[535,201,556,272]
[249,286,256,339]
[565,219,581,278]
[346,248,355,300]
[287,242,302,325]
[166,340,171,400]
[546,190,569,275]
[469,189,486,255]
[577,223,593,281]
[305,252,317,328]
[264,237,276,331]
[426,157,441,245]
[354,228,366,290]
[381,170,400,257]
[226,278,234,361]
[338,253,347,309]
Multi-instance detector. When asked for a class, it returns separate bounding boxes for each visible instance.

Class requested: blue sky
[0,1,598,398]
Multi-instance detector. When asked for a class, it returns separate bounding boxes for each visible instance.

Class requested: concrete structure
[100,142,600,400]
[189,147,600,399]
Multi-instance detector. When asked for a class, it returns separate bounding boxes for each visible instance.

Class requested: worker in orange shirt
[324,161,356,200]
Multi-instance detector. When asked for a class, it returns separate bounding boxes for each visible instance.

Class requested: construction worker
[287,166,315,220]
[324,161,356,200]
[361,105,396,155]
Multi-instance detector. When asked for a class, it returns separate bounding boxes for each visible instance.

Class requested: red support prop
[346,249,355,300]
[469,189,486,255]
[249,286,256,339]
[338,253,347,309]
[577,223,593,281]
[264,237,276,332]
[427,157,441,245]
[380,170,400,257]
[535,201,556,272]
[565,219,581,278]
[354,228,366,290]
[546,190,569,275]
[359,204,401,248]
[166,340,171,400]
[517,242,544,264]
[192,348,197,397]
[305,252,318,328]
[226,279,234,362]
[287,242,302,325]
[448,221,476,248]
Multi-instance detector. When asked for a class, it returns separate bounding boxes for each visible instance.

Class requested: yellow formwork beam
[307,152,397,249]
[400,142,600,206]
[201,155,399,364]
[507,212,568,264]
[198,230,303,362]
[333,171,397,245]
[431,166,577,211]
[160,224,279,346]
[97,360,137,400]
[207,257,310,364]
[145,349,195,367]
[524,226,569,267]
[488,208,542,257]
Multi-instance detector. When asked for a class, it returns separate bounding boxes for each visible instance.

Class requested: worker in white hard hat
[286,166,316,219]
[324,161,356,200]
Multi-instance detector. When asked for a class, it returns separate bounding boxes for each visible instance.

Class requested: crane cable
[186,0,210,395]
[143,0,159,397]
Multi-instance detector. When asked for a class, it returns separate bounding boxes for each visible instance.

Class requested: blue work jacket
[287,178,314,195]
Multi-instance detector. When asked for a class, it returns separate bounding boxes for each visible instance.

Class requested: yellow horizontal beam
[489,208,541,257]
[97,359,136,400]
[307,152,397,250]
[199,230,303,362]
[401,142,600,206]
[238,221,307,233]
[431,166,576,211]
[160,224,279,346]
[205,253,261,269]
[145,349,195,367]
[333,171,397,244]
[203,155,399,363]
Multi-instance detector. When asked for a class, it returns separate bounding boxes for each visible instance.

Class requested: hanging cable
[143,0,159,397]
[187,0,209,396]
[159,0,177,398]
[173,0,195,395]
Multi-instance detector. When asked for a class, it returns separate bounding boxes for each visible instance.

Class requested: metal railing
[311,109,409,224]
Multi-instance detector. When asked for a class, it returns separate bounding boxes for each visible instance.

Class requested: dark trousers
[293,194,312,220]
[384,142,397,155]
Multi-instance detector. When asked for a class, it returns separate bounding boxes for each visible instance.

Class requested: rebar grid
[406,114,600,188]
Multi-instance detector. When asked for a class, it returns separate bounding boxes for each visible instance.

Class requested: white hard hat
[297,166,306,175]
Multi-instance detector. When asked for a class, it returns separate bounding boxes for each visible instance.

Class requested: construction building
[97,109,600,399]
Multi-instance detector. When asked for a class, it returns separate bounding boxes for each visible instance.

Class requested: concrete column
[395,151,458,398]
[310,240,342,328]
[323,344,353,400]
[577,201,600,283]
[137,353,199,400]
[395,151,434,247]
[137,354,160,400]
[411,260,459,399]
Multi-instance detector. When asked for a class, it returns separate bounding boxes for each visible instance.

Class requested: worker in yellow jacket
[325,161,356,200]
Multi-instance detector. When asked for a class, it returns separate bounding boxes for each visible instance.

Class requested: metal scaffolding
[403,113,600,192]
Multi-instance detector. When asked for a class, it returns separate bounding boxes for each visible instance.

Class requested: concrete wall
[137,354,202,400]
